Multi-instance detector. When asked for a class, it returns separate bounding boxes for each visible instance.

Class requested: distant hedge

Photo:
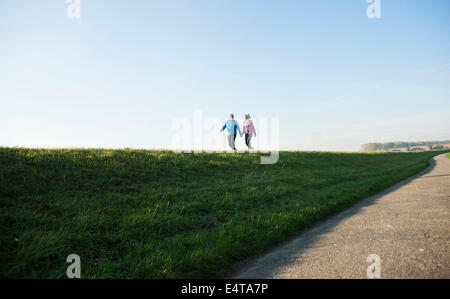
[362,140,450,152]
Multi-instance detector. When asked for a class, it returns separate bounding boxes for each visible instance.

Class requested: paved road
[235,154,450,279]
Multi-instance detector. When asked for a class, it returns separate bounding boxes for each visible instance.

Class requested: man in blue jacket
[220,114,242,151]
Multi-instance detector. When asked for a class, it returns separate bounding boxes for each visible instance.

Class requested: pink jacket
[243,120,256,136]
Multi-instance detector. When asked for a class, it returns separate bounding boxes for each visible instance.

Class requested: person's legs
[247,133,253,149]
[245,134,250,148]
[228,134,237,150]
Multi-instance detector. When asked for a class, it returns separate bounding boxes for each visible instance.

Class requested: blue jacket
[221,120,242,136]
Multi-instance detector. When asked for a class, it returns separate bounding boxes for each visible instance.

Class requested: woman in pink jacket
[242,114,256,150]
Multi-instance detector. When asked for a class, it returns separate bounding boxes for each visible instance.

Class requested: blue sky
[1,0,449,151]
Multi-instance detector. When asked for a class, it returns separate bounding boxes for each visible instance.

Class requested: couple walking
[220,114,256,151]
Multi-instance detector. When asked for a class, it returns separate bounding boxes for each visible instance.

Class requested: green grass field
[0,148,447,278]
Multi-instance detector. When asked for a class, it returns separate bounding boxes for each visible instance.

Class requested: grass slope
[0,148,446,278]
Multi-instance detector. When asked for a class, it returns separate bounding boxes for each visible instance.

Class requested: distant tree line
[362,140,450,152]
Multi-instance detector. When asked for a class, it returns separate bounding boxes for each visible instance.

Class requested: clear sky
[1,0,449,151]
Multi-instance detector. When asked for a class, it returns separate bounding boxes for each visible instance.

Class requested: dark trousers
[245,133,252,149]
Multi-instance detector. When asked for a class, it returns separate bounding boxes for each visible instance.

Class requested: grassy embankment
[1,148,447,278]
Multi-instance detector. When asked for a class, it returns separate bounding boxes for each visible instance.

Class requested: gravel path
[235,154,450,278]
